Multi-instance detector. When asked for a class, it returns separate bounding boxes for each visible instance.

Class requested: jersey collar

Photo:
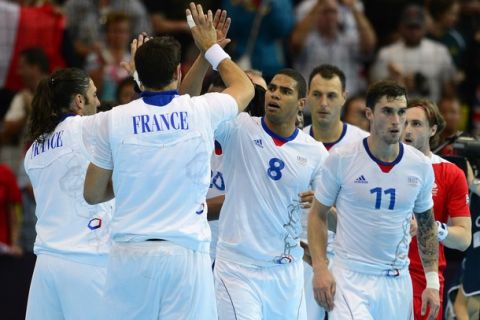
[363,137,404,172]
[310,123,347,150]
[261,117,299,146]
[141,90,179,107]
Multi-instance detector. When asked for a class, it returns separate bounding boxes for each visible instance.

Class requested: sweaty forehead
[270,74,297,91]
[377,95,407,108]
[406,106,427,121]
[310,74,342,93]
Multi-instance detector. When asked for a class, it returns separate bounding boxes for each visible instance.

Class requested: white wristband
[436,221,448,242]
[204,44,230,71]
[425,271,440,290]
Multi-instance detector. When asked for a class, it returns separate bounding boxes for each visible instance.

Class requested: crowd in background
[0,0,479,319]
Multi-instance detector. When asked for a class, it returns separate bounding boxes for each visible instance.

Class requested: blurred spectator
[370,4,456,103]
[143,0,219,65]
[341,94,369,131]
[0,48,49,173]
[436,96,464,155]
[85,11,131,104]
[457,0,480,136]
[291,0,376,95]
[363,0,425,47]
[427,0,466,69]
[0,158,22,257]
[63,0,151,63]
[0,1,69,91]
[223,0,295,80]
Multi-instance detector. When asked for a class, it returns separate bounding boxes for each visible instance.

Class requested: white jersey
[24,115,113,266]
[315,138,434,274]
[303,122,369,151]
[302,123,369,242]
[216,114,328,266]
[207,141,225,262]
[90,91,237,253]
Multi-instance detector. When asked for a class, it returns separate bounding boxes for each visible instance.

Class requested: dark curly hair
[28,68,90,142]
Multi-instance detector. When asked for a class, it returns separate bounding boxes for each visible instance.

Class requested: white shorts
[26,253,106,320]
[329,260,413,320]
[102,241,216,320]
[214,258,306,320]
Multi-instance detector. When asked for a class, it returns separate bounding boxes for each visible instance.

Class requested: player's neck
[264,117,296,138]
[312,120,343,143]
[143,81,178,93]
[367,136,400,162]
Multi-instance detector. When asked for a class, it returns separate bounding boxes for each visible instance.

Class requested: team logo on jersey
[196,203,205,215]
[88,218,102,230]
[354,175,368,184]
[297,155,307,165]
[408,176,420,186]
[254,139,263,148]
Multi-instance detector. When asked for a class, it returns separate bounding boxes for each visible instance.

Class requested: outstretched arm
[180,9,231,96]
[187,3,254,111]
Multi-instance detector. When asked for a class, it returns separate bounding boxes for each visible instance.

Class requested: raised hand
[120,33,150,76]
[186,3,217,52]
[212,9,231,48]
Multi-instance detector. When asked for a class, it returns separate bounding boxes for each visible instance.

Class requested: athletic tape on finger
[187,15,196,28]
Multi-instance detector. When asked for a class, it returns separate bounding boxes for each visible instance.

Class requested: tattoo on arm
[414,209,438,270]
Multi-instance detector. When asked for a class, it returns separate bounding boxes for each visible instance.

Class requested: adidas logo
[354,175,368,184]
[254,139,263,148]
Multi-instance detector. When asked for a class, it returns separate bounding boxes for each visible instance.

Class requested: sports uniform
[214,113,328,319]
[315,138,434,319]
[409,154,470,320]
[207,141,225,264]
[89,90,237,319]
[302,122,368,319]
[24,115,113,320]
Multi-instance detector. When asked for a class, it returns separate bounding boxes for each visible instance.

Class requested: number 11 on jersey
[370,187,396,210]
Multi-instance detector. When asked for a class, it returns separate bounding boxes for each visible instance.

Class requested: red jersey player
[403,98,472,320]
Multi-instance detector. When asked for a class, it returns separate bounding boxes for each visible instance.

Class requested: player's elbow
[457,232,472,252]
[84,189,100,205]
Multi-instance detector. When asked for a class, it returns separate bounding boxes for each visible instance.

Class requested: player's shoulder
[330,137,364,158]
[403,143,430,163]
[431,154,466,178]
[345,123,369,138]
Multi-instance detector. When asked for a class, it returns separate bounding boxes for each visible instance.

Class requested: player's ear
[71,94,84,115]
[430,124,437,137]
[365,106,373,121]
[297,97,306,112]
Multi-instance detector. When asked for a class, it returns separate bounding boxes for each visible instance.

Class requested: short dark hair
[308,64,346,91]
[366,80,406,110]
[20,47,49,74]
[135,36,181,90]
[407,98,446,148]
[428,0,458,21]
[275,68,306,99]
